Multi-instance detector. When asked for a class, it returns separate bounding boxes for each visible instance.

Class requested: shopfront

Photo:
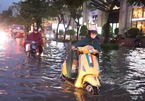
[132,6,145,34]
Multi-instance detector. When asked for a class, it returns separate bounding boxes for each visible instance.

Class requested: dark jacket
[73,36,101,52]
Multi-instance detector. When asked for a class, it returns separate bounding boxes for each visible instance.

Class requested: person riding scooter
[25,27,44,56]
[61,27,101,94]
[65,27,101,79]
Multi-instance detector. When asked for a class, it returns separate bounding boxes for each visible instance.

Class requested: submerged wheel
[26,52,30,58]
[85,84,99,95]
[29,50,36,58]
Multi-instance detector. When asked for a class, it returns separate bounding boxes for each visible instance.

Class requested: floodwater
[0,36,145,101]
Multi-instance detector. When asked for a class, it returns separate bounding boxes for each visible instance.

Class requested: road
[0,36,145,101]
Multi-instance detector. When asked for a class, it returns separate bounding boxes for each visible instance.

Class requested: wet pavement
[0,36,145,101]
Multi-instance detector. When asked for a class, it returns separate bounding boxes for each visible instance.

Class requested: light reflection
[0,89,8,94]
[125,48,145,100]
[0,31,8,44]
[74,91,86,101]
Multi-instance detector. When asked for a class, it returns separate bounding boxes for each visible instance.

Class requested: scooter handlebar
[77,45,98,54]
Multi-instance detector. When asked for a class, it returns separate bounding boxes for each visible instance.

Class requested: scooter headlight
[31,44,37,49]
[45,34,49,38]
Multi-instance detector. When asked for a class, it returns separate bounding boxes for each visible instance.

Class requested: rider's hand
[86,45,94,50]
[72,46,77,50]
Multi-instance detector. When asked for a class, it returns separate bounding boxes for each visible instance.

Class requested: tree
[63,0,88,40]
[7,2,31,31]
[49,0,71,40]
[2,9,12,18]
[79,25,88,36]
[65,29,76,40]
[20,0,49,30]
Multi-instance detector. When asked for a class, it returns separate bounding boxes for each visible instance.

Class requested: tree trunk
[62,15,71,40]
[75,18,80,41]
[76,24,80,41]
[56,16,62,40]
[104,0,116,43]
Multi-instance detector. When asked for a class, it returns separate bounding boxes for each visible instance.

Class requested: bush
[114,28,119,35]
[127,28,140,38]
[66,29,76,35]
[79,25,88,36]
[59,30,64,35]
[101,23,113,37]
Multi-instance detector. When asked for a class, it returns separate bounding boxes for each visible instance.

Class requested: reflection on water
[0,38,145,101]
[99,47,145,101]
[124,48,145,100]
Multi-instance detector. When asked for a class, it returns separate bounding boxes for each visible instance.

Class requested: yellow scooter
[60,45,101,95]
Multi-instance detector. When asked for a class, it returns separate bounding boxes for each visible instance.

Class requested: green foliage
[101,23,113,36]
[2,9,12,18]
[63,0,87,29]
[59,30,64,35]
[20,0,49,28]
[65,29,76,35]
[127,28,140,38]
[114,28,119,35]
[79,25,88,36]
[49,0,67,17]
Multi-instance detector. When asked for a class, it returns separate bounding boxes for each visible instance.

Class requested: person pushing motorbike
[66,27,101,79]
[25,27,44,56]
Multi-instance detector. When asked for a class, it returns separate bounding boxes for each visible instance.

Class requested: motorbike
[60,45,101,95]
[45,31,55,41]
[25,41,39,58]
[134,39,143,47]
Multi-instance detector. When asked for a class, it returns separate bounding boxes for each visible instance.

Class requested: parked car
[10,24,25,38]
[45,31,55,40]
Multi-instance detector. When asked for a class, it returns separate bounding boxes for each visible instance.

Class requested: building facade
[132,6,145,33]
[119,0,145,35]
[83,0,145,36]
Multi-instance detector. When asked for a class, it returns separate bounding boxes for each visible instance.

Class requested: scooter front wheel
[85,83,99,95]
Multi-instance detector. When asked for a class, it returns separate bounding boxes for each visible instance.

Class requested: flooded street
[0,37,145,101]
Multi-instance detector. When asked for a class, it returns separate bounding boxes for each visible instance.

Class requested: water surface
[0,37,145,101]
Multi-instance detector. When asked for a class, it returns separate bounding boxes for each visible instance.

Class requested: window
[137,22,142,29]
[143,7,145,18]
[133,7,143,18]
[132,21,136,28]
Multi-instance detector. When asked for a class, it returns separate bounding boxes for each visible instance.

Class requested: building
[83,0,145,36]
[83,1,120,35]
[132,6,145,33]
